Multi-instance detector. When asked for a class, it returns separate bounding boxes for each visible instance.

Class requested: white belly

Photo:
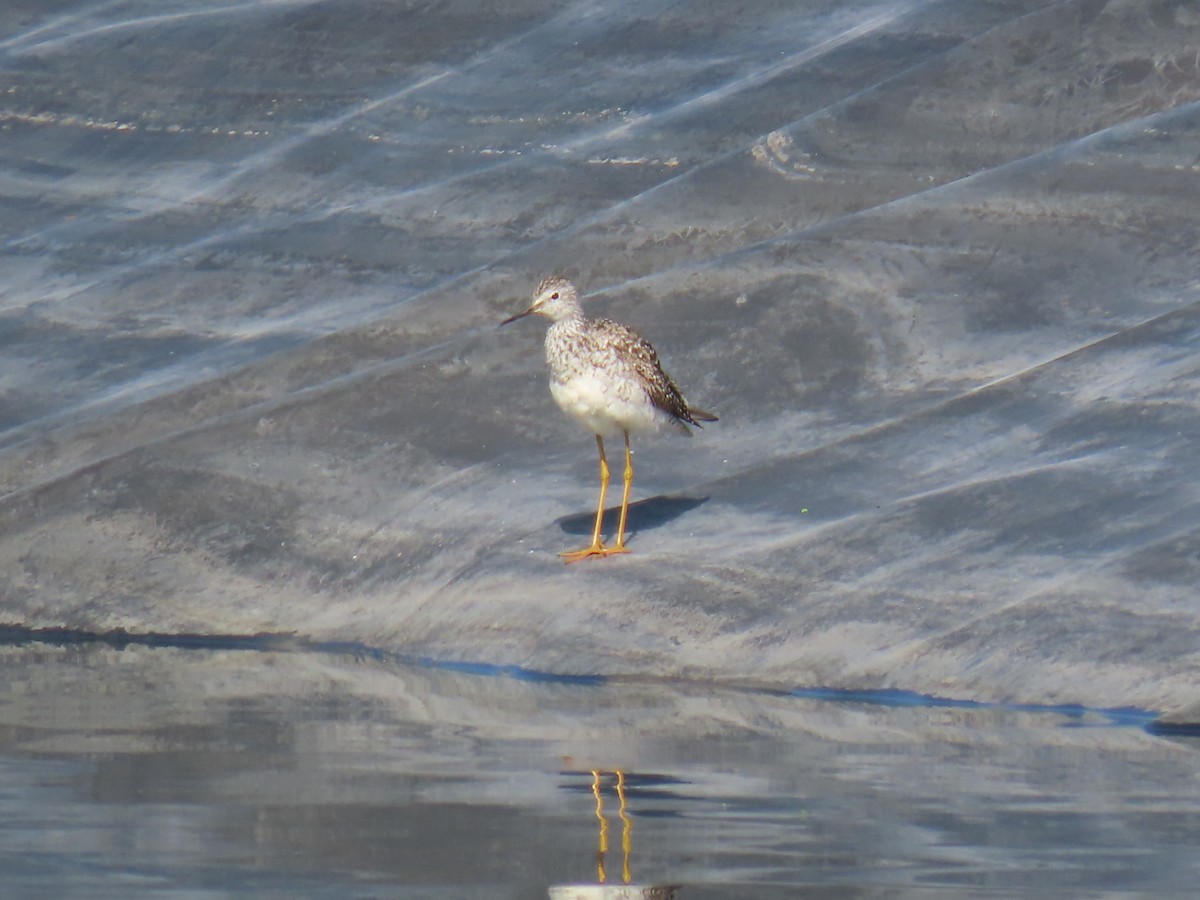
[550,373,673,437]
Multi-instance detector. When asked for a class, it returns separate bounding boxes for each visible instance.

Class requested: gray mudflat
[1,1,1198,717]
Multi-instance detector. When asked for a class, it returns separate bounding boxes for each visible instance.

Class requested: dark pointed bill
[500,306,534,326]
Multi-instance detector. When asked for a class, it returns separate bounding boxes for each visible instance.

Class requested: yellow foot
[559,543,631,563]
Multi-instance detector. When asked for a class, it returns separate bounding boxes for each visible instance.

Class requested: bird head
[500,276,581,325]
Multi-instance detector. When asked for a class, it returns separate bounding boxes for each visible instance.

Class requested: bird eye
[550,292,559,300]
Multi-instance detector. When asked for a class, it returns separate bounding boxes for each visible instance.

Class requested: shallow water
[1,641,1197,898]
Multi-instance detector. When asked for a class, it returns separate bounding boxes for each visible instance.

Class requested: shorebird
[502,276,716,561]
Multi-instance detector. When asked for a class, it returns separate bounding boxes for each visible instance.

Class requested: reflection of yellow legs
[591,770,634,885]
[561,433,634,563]
[616,770,632,885]
[592,770,609,883]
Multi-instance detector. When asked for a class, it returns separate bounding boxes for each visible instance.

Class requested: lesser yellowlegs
[502,276,717,562]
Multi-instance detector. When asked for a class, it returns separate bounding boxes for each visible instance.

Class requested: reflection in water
[548,770,680,899]
[0,643,1198,898]
[594,770,629,886]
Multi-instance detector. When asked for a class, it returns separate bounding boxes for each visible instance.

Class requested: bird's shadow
[556,495,709,536]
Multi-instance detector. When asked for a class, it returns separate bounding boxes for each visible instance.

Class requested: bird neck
[548,307,586,329]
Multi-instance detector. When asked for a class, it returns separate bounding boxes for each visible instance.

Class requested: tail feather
[688,406,719,424]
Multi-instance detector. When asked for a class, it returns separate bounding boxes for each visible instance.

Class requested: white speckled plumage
[501,276,716,562]
[546,314,691,437]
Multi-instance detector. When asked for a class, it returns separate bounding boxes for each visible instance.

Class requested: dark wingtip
[689,407,719,423]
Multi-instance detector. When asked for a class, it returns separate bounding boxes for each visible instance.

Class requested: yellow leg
[561,434,630,562]
[613,432,634,552]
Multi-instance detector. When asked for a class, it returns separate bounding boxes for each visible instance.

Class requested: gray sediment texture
[1,0,1199,719]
